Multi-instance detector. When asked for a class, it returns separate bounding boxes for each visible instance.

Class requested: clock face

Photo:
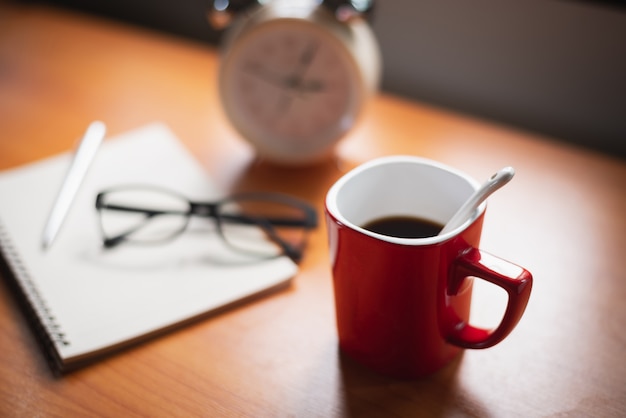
[220,19,363,162]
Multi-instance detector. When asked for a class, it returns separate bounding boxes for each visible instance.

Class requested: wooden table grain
[1,3,625,417]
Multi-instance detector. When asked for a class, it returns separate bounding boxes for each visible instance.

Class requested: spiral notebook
[0,123,298,373]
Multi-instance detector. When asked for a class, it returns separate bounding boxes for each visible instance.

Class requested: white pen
[41,121,106,250]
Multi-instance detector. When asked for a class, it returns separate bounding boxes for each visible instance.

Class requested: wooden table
[1,3,625,416]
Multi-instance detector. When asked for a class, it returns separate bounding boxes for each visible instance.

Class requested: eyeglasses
[95,186,318,263]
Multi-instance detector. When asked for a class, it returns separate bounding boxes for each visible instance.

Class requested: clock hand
[299,41,318,68]
[244,62,293,89]
[295,79,325,93]
[245,44,326,95]
[276,77,326,112]
[283,41,319,89]
[244,49,325,115]
[245,62,324,94]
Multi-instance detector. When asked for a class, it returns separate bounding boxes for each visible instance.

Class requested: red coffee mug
[325,156,532,378]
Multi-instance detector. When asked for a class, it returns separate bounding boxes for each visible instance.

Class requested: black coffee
[362,216,443,238]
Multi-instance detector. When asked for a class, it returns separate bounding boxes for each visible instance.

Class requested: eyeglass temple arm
[218,214,315,228]
[189,195,318,228]
[250,217,305,263]
[101,212,161,248]
[97,201,316,230]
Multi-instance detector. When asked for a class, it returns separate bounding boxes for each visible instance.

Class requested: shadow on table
[227,154,356,204]
[336,350,491,417]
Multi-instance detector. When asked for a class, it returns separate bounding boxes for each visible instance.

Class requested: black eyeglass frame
[95,186,318,263]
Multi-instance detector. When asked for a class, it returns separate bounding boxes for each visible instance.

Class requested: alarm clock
[209,0,381,164]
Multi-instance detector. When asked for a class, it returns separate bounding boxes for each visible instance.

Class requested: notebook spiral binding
[0,219,70,351]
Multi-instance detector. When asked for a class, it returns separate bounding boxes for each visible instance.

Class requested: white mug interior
[326,156,484,245]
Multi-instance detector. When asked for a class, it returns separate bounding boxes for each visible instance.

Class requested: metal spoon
[439,166,515,235]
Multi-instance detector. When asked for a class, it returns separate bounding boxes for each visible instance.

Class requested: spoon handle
[439,167,515,235]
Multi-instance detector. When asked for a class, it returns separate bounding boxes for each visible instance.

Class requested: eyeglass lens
[219,197,309,259]
[99,188,190,244]
[98,188,311,261]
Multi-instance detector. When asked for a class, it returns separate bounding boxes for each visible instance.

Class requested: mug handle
[446,248,533,349]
